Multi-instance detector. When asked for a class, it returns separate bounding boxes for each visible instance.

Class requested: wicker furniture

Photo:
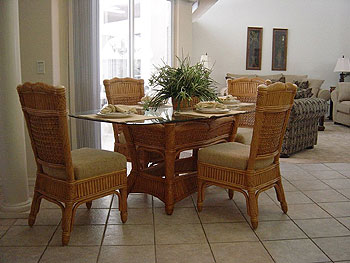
[227,77,265,127]
[17,82,128,245]
[331,82,350,126]
[197,82,296,229]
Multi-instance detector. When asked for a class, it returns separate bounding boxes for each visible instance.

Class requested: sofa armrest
[331,88,339,103]
[289,97,328,122]
[318,89,330,101]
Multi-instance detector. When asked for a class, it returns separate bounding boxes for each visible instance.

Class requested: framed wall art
[272,28,288,71]
[246,27,263,70]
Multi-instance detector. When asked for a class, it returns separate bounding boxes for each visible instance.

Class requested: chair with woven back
[197,82,297,229]
[227,77,265,128]
[103,77,161,166]
[17,82,128,245]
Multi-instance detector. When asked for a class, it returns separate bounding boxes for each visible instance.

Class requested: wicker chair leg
[247,190,258,229]
[85,201,92,209]
[62,203,74,246]
[228,189,234,200]
[119,187,128,223]
[28,191,42,226]
[275,180,288,213]
[197,179,205,212]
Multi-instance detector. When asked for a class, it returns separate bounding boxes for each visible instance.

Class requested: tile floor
[1,122,350,263]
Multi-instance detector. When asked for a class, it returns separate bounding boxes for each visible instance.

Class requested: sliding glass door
[99,0,173,150]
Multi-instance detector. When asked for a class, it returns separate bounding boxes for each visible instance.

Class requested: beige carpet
[281,120,350,164]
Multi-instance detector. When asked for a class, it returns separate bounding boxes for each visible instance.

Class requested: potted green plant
[147,56,219,111]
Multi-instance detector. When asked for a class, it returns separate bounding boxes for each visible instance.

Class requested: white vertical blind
[72,0,101,148]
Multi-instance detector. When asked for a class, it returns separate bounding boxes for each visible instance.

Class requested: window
[99,0,173,150]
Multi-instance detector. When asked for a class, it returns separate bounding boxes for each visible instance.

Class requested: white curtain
[72,0,101,148]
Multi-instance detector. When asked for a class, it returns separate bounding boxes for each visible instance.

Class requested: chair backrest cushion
[338,82,350,102]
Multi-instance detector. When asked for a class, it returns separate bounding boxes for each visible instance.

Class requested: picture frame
[272,28,288,71]
[246,27,263,70]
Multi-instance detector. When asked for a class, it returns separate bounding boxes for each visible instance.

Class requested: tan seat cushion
[234,127,253,145]
[198,142,274,170]
[337,101,350,114]
[43,148,127,180]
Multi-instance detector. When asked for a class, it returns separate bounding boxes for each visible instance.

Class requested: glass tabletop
[69,104,255,125]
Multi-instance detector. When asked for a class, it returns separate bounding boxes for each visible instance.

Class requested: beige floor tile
[280,180,300,191]
[307,170,346,180]
[112,193,152,208]
[282,191,313,204]
[339,170,350,178]
[40,199,62,209]
[108,208,153,224]
[41,246,100,263]
[99,245,155,263]
[193,193,236,207]
[337,217,350,229]
[243,204,289,221]
[155,224,206,244]
[203,222,258,243]
[15,209,61,226]
[0,247,45,263]
[156,244,214,263]
[322,179,350,189]
[0,219,16,225]
[154,207,199,224]
[211,242,273,263]
[289,179,331,191]
[313,236,350,261]
[104,224,154,245]
[297,163,332,171]
[198,206,245,223]
[254,220,306,240]
[153,196,194,208]
[295,218,350,237]
[281,170,315,181]
[264,239,329,263]
[280,162,305,171]
[50,225,104,246]
[0,225,10,238]
[77,195,113,209]
[324,163,350,171]
[319,202,350,217]
[338,189,350,199]
[0,225,56,246]
[204,185,228,195]
[73,208,109,225]
[234,192,276,207]
[303,189,349,203]
[287,204,331,219]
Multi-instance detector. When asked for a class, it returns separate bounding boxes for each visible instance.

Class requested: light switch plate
[36,61,45,74]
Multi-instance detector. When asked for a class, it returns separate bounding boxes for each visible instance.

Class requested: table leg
[164,124,176,215]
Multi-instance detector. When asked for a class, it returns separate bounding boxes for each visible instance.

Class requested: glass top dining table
[70,104,255,215]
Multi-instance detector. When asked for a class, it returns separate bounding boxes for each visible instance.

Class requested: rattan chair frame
[227,77,265,127]
[17,82,127,245]
[197,82,297,229]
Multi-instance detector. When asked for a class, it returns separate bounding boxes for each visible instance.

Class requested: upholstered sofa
[331,82,350,126]
[226,73,328,157]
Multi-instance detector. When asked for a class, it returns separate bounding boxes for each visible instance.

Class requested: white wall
[192,0,350,88]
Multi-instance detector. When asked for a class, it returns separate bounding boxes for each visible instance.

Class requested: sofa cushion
[257,73,283,80]
[226,73,256,79]
[283,74,308,83]
[43,148,127,180]
[294,80,312,99]
[337,101,350,114]
[305,79,325,97]
[338,82,350,102]
[198,142,274,170]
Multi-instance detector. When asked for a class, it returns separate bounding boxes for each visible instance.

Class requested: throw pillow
[338,82,350,102]
[306,79,325,97]
[294,80,312,99]
[270,76,286,83]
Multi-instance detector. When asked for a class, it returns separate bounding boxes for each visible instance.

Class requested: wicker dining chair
[103,77,162,166]
[17,82,128,245]
[227,77,265,127]
[197,82,297,229]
